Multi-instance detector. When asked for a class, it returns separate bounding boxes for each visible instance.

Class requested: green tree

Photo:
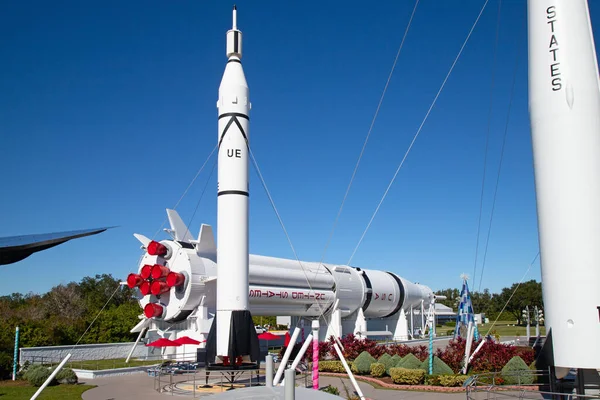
[492,280,543,325]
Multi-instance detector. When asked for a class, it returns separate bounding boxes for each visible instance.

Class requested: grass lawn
[65,358,159,370]
[476,321,546,338]
[0,380,95,399]
[437,321,546,338]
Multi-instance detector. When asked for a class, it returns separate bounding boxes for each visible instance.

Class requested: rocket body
[527,0,600,369]
[216,8,252,360]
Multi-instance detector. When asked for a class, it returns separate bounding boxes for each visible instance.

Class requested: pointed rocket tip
[233,4,237,10]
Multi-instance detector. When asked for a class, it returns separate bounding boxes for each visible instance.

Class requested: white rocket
[211,5,257,367]
[528,0,600,370]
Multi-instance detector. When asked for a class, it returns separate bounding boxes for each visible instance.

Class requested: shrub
[0,353,13,380]
[377,353,395,375]
[397,353,421,370]
[420,356,454,375]
[425,374,442,386]
[435,337,467,373]
[387,343,429,361]
[321,385,340,395]
[501,356,534,385]
[318,360,351,373]
[370,362,386,377]
[306,341,332,361]
[528,361,538,384]
[329,334,382,360]
[513,346,535,365]
[470,341,519,372]
[389,367,425,385]
[350,351,376,375]
[439,374,469,387]
[56,367,78,384]
[24,365,56,387]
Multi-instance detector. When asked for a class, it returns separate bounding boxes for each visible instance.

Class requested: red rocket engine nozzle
[126,273,143,288]
[166,272,185,287]
[144,303,164,318]
[150,280,171,295]
[140,281,151,296]
[140,264,153,279]
[151,265,170,279]
[147,241,168,256]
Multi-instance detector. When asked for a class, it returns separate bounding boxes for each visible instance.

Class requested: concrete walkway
[81,371,469,400]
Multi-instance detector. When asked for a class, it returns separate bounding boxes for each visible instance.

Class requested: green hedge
[397,353,422,370]
[501,356,534,385]
[24,365,57,387]
[351,351,376,375]
[419,356,454,375]
[56,367,78,384]
[318,360,351,373]
[378,353,395,375]
[439,374,469,387]
[389,367,425,385]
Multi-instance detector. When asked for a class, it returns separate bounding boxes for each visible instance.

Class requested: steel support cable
[71,283,122,349]
[482,252,540,339]
[473,0,503,287]
[248,148,330,323]
[347,0,491,266]
[315,0,420,272]
[150,144,218,241]
[477,21,524,292]
[143,149,218,291]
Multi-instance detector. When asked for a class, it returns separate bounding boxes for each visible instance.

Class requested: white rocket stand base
[393,309,409,341]
[325,309,342,339]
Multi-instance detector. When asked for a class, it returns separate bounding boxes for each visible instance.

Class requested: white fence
[20,342,148,364]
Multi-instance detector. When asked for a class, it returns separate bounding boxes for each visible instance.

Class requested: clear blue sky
[2,1,599,296]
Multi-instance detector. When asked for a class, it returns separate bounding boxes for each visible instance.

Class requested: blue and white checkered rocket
[454,276,479,341]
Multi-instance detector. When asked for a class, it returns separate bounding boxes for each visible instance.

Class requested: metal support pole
[30,353,72,400]
[273,327,301,386]
[333,343,365,400]
[428,323,433,375]
[289,334,313,371]
[12,326,19,381]
[284,369,295,400]
[126,328,146,363]
[312,320,319,390]
[410,306,414,339]
[265,355,273,388]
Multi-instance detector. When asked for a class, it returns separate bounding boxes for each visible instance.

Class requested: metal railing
[466,370,600,400]
[20,351,201,371]
[150,359,312,397]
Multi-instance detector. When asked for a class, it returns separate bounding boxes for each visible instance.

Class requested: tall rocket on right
[528,0,600,369]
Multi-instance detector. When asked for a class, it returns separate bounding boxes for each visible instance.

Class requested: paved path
[81,371,469,400]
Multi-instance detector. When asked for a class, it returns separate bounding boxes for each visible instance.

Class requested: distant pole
[526,306,531,342]
[535,306,540,338]
[12,326,19,381]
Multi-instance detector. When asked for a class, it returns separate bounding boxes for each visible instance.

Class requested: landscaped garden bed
[281,334,540,391]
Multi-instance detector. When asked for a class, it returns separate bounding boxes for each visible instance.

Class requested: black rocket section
[205,310,259,370]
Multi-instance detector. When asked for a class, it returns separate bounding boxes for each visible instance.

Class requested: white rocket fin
[166,209,193,242]
[195,224,216,257]
[133,233,151,248]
